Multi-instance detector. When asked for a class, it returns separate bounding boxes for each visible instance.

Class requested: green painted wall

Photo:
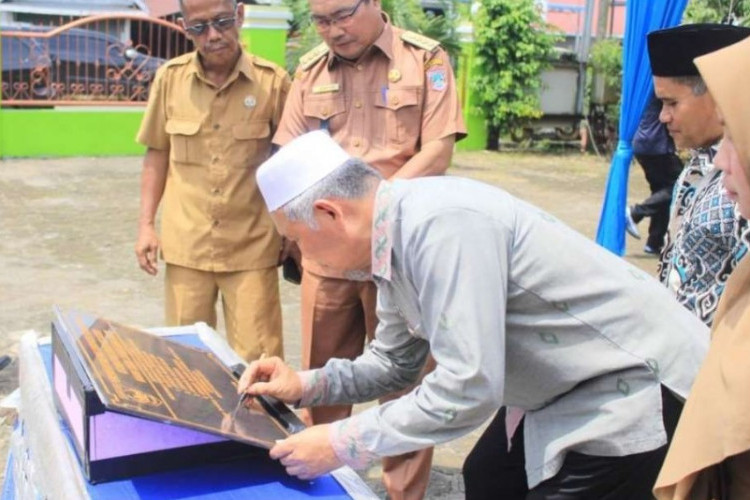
[0,109,145,158]
[241,5,291,67]
[456,29,488,152]
[242,28,287,67]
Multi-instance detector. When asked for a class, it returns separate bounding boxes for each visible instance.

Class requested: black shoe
[643,245,660,255]
[625,206,641,240]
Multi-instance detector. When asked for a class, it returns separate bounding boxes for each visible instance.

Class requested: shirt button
[213,124,220,130]
[353,139,361,147]
[354,101,362,109]
[356,64,363,71]
[391,96,400,105]
[322,109,330,117]
[212,219,220,227]
[212,156,219,163]
[212,188,221,195]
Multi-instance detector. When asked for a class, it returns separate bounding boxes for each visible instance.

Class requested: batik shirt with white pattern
[298,178,708,488]
[658,146,750,326]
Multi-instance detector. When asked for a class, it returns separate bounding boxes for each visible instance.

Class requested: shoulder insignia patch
[401,31,440,53]
[299,43,330,71]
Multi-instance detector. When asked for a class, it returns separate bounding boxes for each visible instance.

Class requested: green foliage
[383,0,462,58]
[587,38,622,131]
[282,0,462,73]
[683,0,750,25]
[589,38,622,97]
[473,0,558,137]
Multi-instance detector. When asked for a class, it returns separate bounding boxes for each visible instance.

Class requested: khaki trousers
[165,264,283,362]
[301,269,433,500]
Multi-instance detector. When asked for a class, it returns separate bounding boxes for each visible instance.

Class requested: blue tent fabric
[595,0,688,255]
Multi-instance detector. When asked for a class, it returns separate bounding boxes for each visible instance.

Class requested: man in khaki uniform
[135,0,290,362]
[273,0,466,497]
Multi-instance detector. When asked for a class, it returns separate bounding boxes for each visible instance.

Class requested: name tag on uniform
[312,83,340,94]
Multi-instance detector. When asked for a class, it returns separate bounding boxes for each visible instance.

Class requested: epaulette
[401,31,440,53]
[163,52,194,68]
[298,43,330,71]
[252,54,289,78]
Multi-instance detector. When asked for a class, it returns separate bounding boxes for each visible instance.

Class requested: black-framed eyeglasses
[184,13,238,36]
[310,0,366,29]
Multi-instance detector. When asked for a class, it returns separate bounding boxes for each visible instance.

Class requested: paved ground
[0,150,653,498]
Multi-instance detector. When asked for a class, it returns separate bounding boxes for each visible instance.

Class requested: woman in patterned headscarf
[654,35,750,500]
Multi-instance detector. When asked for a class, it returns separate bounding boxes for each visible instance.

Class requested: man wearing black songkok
[647,23,750,327]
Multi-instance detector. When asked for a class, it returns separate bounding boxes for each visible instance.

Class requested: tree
[473,0,558,148]
[683,0,750,24]
[282,0,462,73]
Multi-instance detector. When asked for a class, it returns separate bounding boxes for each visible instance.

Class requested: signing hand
[237,356,303,404]
[271,424,342,480]
[135,224,160,275]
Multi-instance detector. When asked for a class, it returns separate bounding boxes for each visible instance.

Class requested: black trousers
[631,153,683,250]
[463,387,683,500]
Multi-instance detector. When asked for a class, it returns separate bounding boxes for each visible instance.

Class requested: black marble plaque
[57,309,291,449]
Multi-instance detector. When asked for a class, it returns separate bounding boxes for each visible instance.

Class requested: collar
[187,49,253,86]
[327,17,393,69]
[693,143,719,159]
[371,180,395,282]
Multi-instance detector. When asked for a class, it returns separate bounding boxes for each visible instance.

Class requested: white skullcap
[256,131,351,212]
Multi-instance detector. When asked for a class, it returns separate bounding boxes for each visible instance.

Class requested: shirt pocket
[230,119,271,168]
[374,87,421,145]
[165,119,202,165]
[302,95,346,133]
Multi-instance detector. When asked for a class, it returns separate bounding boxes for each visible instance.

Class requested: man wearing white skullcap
[256,131,351,212]
[273,3,467,496]
[242,131,709,499]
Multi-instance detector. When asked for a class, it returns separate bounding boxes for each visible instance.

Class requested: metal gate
[1,14,191,106]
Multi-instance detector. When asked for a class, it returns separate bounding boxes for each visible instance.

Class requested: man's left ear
[313,199,341,223]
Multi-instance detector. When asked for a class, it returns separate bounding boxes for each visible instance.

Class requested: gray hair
[281,157,383,228]
[672,75,708,96]
[179,0,237,16]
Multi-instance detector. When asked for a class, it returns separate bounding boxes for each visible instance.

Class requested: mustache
[330,34,352,45]
[205,43,228,52]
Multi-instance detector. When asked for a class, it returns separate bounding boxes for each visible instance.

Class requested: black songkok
[648,23,750,77]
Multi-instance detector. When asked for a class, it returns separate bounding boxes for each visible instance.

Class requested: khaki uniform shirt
[273,22,466,277]
[137,51,290,272]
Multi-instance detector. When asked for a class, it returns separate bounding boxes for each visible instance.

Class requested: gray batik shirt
[297,177,709,487]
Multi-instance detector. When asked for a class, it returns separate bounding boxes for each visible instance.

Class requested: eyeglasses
[184,14,237,36]
[310,0,366,29]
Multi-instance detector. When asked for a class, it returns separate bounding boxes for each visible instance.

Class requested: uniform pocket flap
[233,120,270,140]
[165,119,201,136]
[303,96,346,120]
[377,88,420,111]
